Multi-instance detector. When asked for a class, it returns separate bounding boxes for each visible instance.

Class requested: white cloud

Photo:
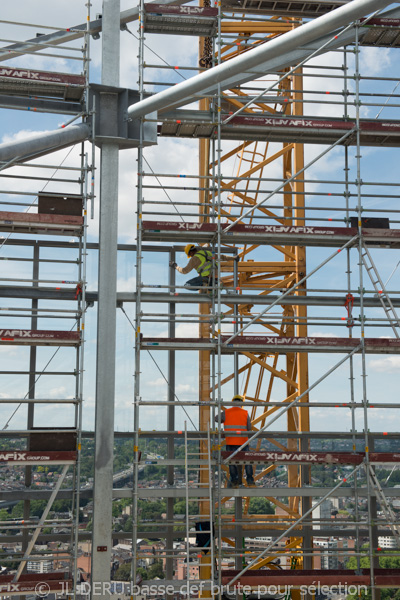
[155,322,200,339]
[360,47,391,76]
[176,383,196,394]
[369,356,400,373]
[147,377,166,387]
[117,275,136,292]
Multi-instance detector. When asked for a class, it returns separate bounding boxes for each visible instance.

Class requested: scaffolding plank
[0,450,77,465]
[141,336,400,354]
[142,221,400,247]
[0,574,72,596]
[158,114,400,146]
[0,211,83,236]
[144,4,217,36]
[220,568,400,587]
[360,17,400,48]
[0,329,80,346]
[0,67,85,101]
[219,0,348,18]
[221,450,400,465]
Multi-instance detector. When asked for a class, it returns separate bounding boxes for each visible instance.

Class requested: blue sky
[0,1,400,436]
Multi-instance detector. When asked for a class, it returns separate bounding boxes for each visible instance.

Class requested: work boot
[227,480,238,488]
[246,477,256,487]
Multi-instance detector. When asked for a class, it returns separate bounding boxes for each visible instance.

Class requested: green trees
[113,563,131,581]
[248,498,274,515]
[347,550,400,600]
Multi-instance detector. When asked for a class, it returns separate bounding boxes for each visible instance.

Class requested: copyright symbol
[35,582,50,597]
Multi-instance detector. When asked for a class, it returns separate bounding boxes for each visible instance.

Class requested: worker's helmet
[232,394,244,402]
[185,244,196,256]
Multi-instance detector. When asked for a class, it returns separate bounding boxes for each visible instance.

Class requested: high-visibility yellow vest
[195,249,214,278]
[224,406,248,445]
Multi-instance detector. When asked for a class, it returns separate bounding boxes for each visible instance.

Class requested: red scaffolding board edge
[0,450,77,464]
[0,330,80,345]
[221,450,400,464]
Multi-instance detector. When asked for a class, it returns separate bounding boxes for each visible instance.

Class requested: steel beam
[127,0,396,118]
[0,124,89,165]
[3,285,400,309]
[91,1,120,595]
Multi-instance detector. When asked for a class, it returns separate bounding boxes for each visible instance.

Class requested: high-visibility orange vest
[224,406,248,445]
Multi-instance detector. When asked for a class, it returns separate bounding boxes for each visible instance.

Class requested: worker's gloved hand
[169,261,177,268]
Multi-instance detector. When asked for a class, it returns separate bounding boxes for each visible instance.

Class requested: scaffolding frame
[0,6,92,595]
[132,3,400,600]
[1,1,400,599]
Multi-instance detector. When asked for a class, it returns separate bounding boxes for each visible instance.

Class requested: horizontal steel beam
[0,527,395,545]
[158,112,400,146]
[127,0,397,117]
[0,286,399,309]
[128,486,400,499]
[3,484,400,502]
[0,94,82,115]
[141,336,400,354]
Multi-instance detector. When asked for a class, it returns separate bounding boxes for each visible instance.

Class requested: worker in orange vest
[219,394,255,488]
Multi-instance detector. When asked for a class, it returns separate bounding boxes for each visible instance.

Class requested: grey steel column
[91,0,120,594]
[22,244,39,563]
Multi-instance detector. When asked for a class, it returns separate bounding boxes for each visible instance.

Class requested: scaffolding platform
[220,568,400,587]
[0,67,85,101]
[219,0,347,18]
[158,113,400,146]
[0,450,77,465]
[142,221,400,247]
[0,329,81,346]
[359,17,400,47]
[141,336,400,354]
[0,573,72,596]
[221,450,400,465]
[0,211,84,236]
[144,4,217,36]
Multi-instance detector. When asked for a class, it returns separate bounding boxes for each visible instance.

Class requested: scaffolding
[1,1,400,600]
[133,1,400,599]
[0,7,92,595]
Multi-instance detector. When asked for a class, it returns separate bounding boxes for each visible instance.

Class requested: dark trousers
[184,276,218,290]
[226,444,253,483]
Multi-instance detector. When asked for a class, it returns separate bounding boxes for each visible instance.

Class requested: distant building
[378,536,397,549]
[27,559,54,573]
[176,557,199,580]
[312,500,332,531]
[314,538,355,569]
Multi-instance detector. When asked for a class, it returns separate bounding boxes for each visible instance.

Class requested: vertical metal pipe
[91,0,120,595]
[73,150,89,599]
[166,250,176,598]
[22,243,39,566]
[353,21,376,600]
[132,0,145,590]
[343,45,362,574]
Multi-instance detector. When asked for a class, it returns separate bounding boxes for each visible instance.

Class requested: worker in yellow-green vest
[169,244,238,290]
